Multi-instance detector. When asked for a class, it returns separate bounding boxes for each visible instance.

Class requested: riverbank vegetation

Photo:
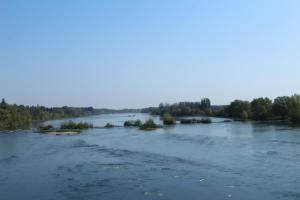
[0,98,139,130]
[146,94,300,124]
[219,94,300,123]
[2,94,300,131]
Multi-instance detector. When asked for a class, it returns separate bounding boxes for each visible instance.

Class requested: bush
[140,119,162,130]
[60,121,93,130]
[105,123,114,128]
[199,118,212,124]
[124,120,142,127]
[38,125,54,132]
[180,118,212,124]
[180,118,197,124]
[163,113,176,125]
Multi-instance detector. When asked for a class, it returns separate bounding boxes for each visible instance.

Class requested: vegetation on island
[124,120,142,127]
[180,118,212,124]
[162,113,176,125]
[38,121,93,134]
[140,119,162,130]
[60,121,93,130]
[105,123,115,128]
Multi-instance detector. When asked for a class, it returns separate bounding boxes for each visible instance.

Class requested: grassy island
[38,121,93,135]
[124,120,142,127]
[140,119,163,131]
[162,113,176,125]
[180,118,212,124]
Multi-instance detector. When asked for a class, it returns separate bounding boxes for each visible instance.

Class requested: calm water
[1,113,300,200]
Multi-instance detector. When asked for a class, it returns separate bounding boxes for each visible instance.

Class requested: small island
[38,121,93,135]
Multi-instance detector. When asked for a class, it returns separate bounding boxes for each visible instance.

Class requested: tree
[240,110,249,121]
[0,98,7,108]
[226,100,251,120]
[287,94,300,123]
[201,98,211,110]
[251,98,272,120]
[272,96,290,119]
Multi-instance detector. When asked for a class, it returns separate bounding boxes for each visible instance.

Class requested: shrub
[163,113,176,125]
[60,121,93,130]
[105,123,114,128]
[38,125,54,132]
[124,120,142,127]
[140,119,162,130]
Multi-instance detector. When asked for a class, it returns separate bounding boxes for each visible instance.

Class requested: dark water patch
[70,139,99,148]
[0,155,17,164]
[276,191,300,199]
[271,140,300,145]
[164,134,224,146]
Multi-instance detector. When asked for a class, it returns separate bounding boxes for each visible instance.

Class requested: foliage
[140,119,162,130]
[272,96,290,119]
[60,121,93,130]
[0,99,104,130]
[38,125,54,132]
[105,123,115,128]
[225,100,251,120]
[180,118,212,124]
[251,98,273,121]
[124,120,142,127]
[162,113,176,125]
[150,98,212,116]
[287,94,300,123]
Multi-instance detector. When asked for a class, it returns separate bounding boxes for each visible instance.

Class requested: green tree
[226,100,251,119]
[0,98,7,109]
[240,110,249,121]
[201,98,211,110]
[287,94,300,123]
[251,98,272,120]
[272,96,290,119]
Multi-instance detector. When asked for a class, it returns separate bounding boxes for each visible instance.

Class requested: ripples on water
[0,113,300,200]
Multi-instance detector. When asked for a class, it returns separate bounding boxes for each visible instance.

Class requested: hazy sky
[1,0,300,108]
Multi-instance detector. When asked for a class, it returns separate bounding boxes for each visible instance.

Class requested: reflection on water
[0,113,300,200]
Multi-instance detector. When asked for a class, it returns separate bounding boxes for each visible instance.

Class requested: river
[0,113,300,200]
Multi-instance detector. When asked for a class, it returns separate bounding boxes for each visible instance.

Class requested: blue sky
[1,0,300,108]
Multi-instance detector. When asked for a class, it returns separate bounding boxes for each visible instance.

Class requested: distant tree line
[143,98,212,116]
[0,99,138,130]
[217,94,300,123]
[143,95,300,124]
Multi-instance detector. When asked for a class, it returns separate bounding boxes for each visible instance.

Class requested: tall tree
[287,94,300,123]
[272,96,290,119]
[251,98,272,120]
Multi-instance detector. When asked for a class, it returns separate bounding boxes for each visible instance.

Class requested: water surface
[0,113,300,200]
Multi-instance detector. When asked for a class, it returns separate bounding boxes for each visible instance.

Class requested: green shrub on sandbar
[60,121,93,130]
